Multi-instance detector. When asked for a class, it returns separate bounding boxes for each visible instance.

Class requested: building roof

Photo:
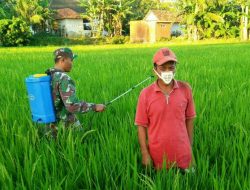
[55,8,82,19]
[144,10,182,22]
[50,0,84,13]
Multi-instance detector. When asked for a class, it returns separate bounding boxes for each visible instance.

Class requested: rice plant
[0,42,249,189]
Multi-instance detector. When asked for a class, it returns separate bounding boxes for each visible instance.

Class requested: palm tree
[0,0,16,19]
[177,0,204,40]
[80,0,99,37]
[112,0,134,36]
[15,0,43,24]
[80,0,114,37]
[177,0,243,40]
[13,0,53,33]
[236,0,249,40]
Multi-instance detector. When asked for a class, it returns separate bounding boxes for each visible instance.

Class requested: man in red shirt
[135,48,196,171]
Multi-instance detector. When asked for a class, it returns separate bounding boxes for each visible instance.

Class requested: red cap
[153,48,177,65]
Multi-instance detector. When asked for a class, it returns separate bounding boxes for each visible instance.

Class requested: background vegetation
[0,0,249,46]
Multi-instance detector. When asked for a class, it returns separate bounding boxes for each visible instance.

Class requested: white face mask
[154,69,174,85]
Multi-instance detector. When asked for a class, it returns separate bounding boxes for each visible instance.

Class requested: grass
[0,42,249,189]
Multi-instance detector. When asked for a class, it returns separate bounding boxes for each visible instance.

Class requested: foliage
[79,0,113,37]
[171,30,182,37]
[0,0,16,19]
[111,0,134,36]
[106,35,129,44]
[0,18,32,46]
[0,0,249,42]
[0,0,53,33]
[79,0,175,36]
[177,0,247,40]
[29,32,130,46]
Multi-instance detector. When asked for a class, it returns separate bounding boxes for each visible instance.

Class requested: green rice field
[0,42,249,189]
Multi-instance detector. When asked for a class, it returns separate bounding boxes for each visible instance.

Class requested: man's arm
[186,118,195,146]
[59,76,104,113]
[138,125,151,167]
[186,118,196,168]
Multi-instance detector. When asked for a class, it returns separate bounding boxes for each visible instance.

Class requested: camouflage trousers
[45,119,82,138]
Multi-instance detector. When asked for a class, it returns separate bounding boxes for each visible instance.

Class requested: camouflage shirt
[45,68,96,126]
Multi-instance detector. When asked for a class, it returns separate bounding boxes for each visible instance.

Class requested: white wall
[59,19,84,37]
[148,21,157,43]
[145,12,158,22]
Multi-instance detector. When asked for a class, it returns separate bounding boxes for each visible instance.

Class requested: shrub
[30,33,70,46]
[30,33,109,46]
[0,18,32,47]
[28,33,130,46]
[171,30,182,38]
[158,37,171,42]
[108,36,126,44]
[124,36,130,44]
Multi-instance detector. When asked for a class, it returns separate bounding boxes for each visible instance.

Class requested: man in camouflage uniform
[45,47,105,135]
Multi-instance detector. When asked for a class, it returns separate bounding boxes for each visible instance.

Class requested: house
[54,8,91,37]
[50,0,91,37]
[130,10,182,43]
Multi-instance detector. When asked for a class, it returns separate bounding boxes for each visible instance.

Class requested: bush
[30,33,109,46]
[171,30,182,38]
[158,37,171,42]
[0,18,32,47]
[107,36,126,44]
[30,34,132,46]
[124,36,130,44]
[30,33,70,46]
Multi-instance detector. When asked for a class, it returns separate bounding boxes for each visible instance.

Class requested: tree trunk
[193,25,198,40]
[241,5,249,41]
[193,2,199,40]
[187,25,192,40]
[243,5,248,40]
[119,19,122,36]
[98,11,104,37]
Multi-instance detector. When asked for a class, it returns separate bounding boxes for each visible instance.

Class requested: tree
[177,0,203,40]
[80,0,192,37]
[0,0,16,19]
[80,0,114,37]
[112,0,134,36]
[177,0,242,40]
[13,0,53,33]
[236,0,249,40]
[0,18,32,46]
[122,0,161,34]
[128,0,159,20]
[207,1,241,38]
[0,0,53,33]
[80,0,135,36]
[14,0,43,24]
[34,0,54,33]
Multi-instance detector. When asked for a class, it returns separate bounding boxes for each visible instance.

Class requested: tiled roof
[55,8,82,19]
[144,10,182,22]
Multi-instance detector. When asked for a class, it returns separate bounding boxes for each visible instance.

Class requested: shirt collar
[153,79,179,92]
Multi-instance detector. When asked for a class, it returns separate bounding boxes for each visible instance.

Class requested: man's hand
[95,104,106,112]
[142,151,152,167]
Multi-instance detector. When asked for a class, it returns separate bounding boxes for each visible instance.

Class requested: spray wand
[105,76,154,106]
